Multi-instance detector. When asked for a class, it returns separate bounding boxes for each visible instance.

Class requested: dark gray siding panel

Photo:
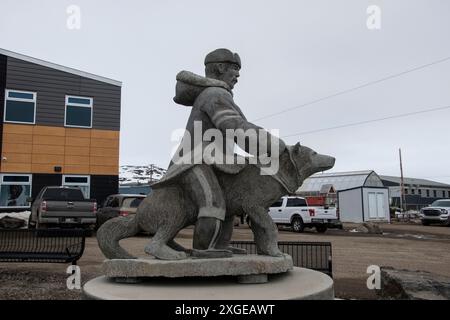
[90,175,119,205]
[32,174,63,198]
[6,57,121,130]
[80,78,121,130]
[0,54,7,159]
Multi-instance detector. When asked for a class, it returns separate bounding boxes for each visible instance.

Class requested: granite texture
[102,254,293,279]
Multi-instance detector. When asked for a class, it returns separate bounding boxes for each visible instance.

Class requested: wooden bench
[0,229,86,265]
[230,241,333,278]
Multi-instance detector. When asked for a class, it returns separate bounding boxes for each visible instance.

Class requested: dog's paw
[269,249,284,257]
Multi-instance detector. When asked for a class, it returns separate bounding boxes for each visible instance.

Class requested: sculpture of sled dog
[97,143,335,260]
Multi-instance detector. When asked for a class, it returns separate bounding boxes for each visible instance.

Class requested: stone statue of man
[153,48,286,258]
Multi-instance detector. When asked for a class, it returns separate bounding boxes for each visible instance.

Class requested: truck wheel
[316,225,328,233]
[291,217,304,233]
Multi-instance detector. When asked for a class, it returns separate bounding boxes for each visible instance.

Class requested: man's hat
[204,48,241,68]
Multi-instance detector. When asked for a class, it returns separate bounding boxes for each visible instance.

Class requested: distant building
[380,175,450,211]
[297,170,390,223]
[297,170,450,221]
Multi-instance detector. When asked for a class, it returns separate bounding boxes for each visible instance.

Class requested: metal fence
[0,229,86,264]
[230,241,333,277]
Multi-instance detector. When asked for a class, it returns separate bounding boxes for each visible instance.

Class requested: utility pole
[399,148,406,213]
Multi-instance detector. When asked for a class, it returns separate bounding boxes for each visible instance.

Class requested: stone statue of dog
[97,143,335,260]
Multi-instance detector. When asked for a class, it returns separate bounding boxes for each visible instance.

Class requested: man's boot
[191,217,232,258]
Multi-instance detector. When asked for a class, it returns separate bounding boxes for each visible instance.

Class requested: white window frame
[0,174,32,208]
[64,95,93,128]
[3,89,37,124]
[62,175,90,198]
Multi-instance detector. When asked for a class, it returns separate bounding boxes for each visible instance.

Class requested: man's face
[220,63,240,89]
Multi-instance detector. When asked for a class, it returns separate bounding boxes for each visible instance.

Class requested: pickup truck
[28,186,97,230]
[419,199,450,226]
[268,196,341,233]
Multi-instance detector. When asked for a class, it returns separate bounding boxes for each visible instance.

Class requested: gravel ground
[1,222,449,300]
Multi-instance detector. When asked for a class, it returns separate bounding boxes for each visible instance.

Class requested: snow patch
[0,211,31,228]
[120,164,167,185]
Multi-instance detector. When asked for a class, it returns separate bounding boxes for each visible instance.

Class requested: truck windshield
[431,200,450,207]
[43,188,85,201]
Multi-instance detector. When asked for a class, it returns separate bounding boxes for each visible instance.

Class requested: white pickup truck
[419,199,450,226]
[268,196,341,233]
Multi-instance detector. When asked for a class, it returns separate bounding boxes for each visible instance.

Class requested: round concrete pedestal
[83,267,334,300]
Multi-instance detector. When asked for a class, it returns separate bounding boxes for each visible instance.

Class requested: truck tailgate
[42,201,95,218]
[313,207,338,219]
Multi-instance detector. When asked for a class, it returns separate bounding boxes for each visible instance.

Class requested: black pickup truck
[28,186,97,229]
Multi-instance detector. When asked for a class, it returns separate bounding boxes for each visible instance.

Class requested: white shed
[297,170,390,223]
[338,187,390,223]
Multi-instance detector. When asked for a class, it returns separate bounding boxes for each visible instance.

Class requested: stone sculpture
[97,48,335,261]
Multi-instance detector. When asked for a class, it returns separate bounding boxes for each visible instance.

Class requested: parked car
[96,194,146,229]
[28,186,97,230]
[266,196,341,233]
[419,199,450,226]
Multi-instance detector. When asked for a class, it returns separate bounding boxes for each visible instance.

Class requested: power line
[253,55,450,122]
[281,104,450,138]
[421,175,450,179]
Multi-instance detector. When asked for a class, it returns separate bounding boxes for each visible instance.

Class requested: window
[103,196,114,208]
[448,191,450,198]
[110,197,120,208]
[4,89,36,124]
[433,190,437,198]
[65,95,93,128]
[426,190,430,197]
[122,197,144,209]
[404,188,408,195]
[0,174,32,208]
[411,189,415,195]
[287,198,307,207]
[42,188,85,201]
[430,200,450,207]
[418,189,422,195]
[270,199,284,208]
[62,175,90,199]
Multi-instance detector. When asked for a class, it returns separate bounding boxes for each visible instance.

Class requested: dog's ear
[293,142,301,154]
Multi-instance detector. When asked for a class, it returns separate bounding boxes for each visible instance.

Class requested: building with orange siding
[0,48,121,210]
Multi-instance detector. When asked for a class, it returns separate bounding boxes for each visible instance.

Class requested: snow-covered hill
[120,164,167,185]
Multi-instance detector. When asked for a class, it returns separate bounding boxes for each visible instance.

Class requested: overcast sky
[1,0,450,183]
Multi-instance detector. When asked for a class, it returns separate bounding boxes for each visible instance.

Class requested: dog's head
[287,142,335,183]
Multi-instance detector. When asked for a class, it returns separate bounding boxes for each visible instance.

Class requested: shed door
[376,193,385,218]
[368,192,385,219]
